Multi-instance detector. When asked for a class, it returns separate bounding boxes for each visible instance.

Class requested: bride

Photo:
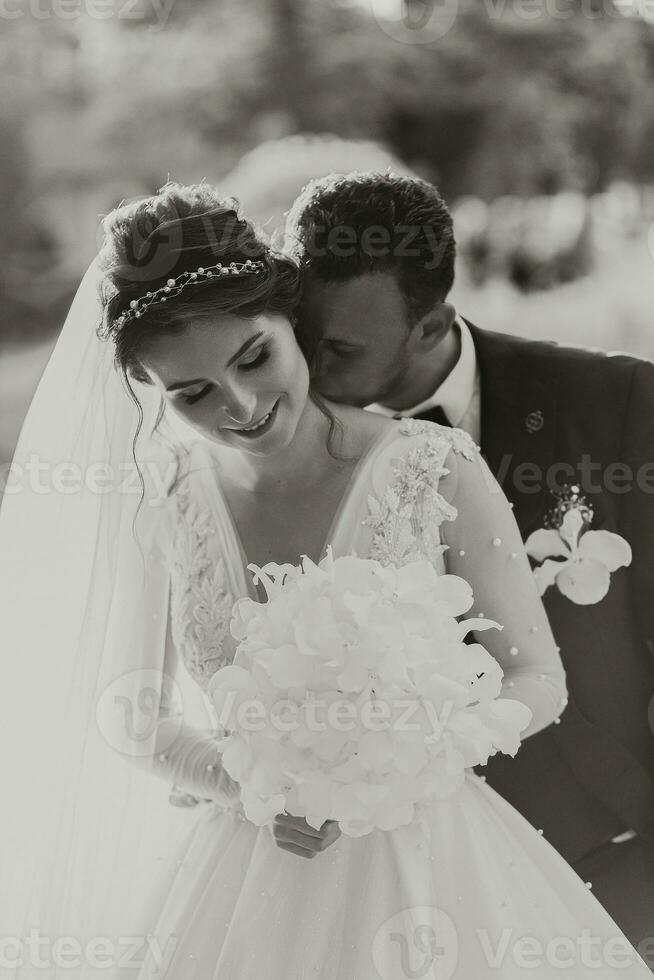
[0,181,649,979]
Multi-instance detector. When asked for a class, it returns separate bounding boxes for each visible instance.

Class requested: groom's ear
[408,302,457,353]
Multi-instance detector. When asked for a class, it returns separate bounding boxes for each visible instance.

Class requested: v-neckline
[208,423,399,602]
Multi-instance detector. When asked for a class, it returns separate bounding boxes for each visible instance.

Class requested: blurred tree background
[1,0,654,463]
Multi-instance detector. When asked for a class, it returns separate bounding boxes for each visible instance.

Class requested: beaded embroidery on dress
[168,421,476,687]
[364,418,477,567]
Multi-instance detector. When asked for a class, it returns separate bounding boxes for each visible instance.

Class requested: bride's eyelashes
[180,344,271,405]
[239,343,270,372]
[182,383,213,406]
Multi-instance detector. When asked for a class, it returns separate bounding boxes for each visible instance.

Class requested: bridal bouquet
[208,550,532,837]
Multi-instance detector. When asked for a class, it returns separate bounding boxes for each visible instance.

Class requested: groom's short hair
[286,170,456,325]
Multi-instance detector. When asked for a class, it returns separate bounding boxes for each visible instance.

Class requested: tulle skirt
[127,772,651,979]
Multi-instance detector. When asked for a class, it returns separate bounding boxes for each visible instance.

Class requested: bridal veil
[0,260,197,977]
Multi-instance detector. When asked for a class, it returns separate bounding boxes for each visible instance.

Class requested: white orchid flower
[525,508,631,605]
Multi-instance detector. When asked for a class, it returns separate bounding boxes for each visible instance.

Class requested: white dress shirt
[367,318,481,443]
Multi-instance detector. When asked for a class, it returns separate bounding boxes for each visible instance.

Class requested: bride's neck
[214,396,337,495]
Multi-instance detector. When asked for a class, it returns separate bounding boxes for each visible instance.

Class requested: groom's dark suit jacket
[419,321,654,866]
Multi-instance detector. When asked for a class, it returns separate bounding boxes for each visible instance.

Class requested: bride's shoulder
[331,403,393,437]
[322,404,395,460]
[364,418,479,500]
[393,418,479,460]
[327,405,480,469]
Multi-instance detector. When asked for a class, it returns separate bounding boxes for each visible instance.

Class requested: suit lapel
[467,320,558,535]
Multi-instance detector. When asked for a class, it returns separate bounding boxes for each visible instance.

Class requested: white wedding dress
[121,419,650,979]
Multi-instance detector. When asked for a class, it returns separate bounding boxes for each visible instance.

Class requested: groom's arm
[615,356,654,654]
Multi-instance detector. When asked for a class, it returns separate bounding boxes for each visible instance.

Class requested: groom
[286,171,654,957]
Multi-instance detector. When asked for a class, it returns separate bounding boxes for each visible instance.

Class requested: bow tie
[413,404,452,428]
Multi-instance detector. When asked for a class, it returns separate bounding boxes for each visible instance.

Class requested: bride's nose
[221,387,257,426]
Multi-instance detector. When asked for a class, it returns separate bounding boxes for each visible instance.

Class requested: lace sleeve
[436,433,568,739]
[126,494,241,807]
[145,595,241,806]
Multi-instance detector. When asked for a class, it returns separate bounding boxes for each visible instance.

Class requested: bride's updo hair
[97,180,302,384]
[96,181,345,474]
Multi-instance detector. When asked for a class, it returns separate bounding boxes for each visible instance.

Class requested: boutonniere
[525,484,632,605]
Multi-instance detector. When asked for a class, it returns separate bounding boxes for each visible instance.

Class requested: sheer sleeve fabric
[125,493,241,808]
[437,438,568,739]
[147,599,242,805]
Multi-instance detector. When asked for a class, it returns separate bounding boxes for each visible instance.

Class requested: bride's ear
[409,302,456,353]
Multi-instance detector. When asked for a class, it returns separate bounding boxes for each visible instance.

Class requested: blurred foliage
[1,0,654,347]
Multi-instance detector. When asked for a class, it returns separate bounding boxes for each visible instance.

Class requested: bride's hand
[271,812,341,859]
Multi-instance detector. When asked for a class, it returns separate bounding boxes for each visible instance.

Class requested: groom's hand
[271,812,341,859]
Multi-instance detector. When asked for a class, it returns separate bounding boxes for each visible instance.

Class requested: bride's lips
[223,398,280,439]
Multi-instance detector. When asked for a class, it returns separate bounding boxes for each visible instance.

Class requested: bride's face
[138,313,310,455]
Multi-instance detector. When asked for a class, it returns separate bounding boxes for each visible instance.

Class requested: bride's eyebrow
[166,377,205,392]
[165,331,266,391]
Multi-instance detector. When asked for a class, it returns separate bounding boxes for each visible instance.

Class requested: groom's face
[300,272,412,408]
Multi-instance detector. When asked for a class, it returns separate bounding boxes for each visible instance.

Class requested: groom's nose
[314,344,341,380]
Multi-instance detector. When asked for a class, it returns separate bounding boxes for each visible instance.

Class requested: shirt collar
[368,317,478,423]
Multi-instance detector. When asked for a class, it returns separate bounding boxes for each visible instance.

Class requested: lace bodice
[162,419,566,740]
[167,421,475,690]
